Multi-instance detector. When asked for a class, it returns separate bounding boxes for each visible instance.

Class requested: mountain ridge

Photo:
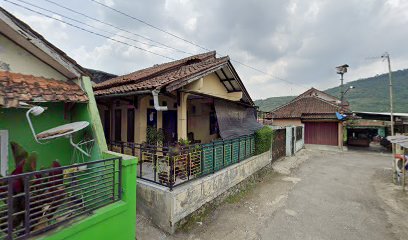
[255,68,408,113]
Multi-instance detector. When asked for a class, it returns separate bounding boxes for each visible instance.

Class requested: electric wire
[13,0,171,50]
[89,0,308,90]
[3,0,177,60]
[42,0,194,55]
[4,0,309,90]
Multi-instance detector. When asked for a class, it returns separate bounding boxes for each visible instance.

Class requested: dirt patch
[176,164,277,233]
[136,151,310,240]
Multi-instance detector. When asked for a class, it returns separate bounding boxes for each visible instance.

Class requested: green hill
[255,69,408,113]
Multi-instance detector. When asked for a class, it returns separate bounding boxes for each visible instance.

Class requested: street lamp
[343,85,355,95]
[336,64,349,109]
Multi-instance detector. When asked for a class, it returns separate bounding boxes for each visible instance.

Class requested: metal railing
[109,135,255,190]
[0,157,122,239]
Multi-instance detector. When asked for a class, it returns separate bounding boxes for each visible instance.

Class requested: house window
[209,111,218,135]
[0,130,8,177]
[127,108,135,142]
[114,109,122,141]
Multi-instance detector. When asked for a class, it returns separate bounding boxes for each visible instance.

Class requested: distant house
[267,88,346,147]
[93,51,260,147]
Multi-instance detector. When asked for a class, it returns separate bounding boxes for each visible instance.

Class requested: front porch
[109,134,255,189]
[97,91,233,148]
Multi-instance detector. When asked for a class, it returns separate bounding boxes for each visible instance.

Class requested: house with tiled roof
[93,51,265,234]
[267,88,346,147]
[93,51,260,146]
[0,7,136,239]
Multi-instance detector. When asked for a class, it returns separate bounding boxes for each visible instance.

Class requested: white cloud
[3,0,408,100]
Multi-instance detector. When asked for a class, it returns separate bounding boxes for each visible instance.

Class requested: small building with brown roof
[267,88,346,147]
[93,51,261,146]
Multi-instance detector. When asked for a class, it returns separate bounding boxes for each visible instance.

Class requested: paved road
[137,149,408,240]
[258,150,396,240]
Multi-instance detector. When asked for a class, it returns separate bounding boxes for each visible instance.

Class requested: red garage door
[304,122,338,146]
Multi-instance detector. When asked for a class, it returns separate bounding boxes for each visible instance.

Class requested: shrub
[254,126,273,155]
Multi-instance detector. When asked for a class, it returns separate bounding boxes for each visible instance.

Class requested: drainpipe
[152,89,168,111]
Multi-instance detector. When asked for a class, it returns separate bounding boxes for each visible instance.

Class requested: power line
[4,0,177,60]
[13,0,171,50]
[42,0,194,56]
[90,0,212,52]
[89,0,308,90]
[4,0,309,90]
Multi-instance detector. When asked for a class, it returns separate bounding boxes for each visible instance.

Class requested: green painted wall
[0,102,75,171]
[0,77,109,171]
[36,153,137,240]
[0,76,137,239]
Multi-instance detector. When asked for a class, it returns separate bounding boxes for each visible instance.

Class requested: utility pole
[340,73,344,106]
[336,64,349,151]
[336,64,349,110]
[381,52,396,181]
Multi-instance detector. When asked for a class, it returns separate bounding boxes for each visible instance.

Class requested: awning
[387,136,408,148]
[214,99,263,140]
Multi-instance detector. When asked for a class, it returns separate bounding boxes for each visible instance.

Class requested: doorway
[162,110,177,145]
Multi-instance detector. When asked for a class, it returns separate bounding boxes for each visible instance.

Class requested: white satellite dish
[26,106,93,157]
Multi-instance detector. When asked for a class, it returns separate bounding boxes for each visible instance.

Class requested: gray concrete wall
[136,150,271,234]
[284,125,305,155]
[286,127,293,156]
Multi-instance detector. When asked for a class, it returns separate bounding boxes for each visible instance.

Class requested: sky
[1,0,408,100]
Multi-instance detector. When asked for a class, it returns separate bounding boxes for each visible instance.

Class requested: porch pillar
[135,96,148,144]
[177,92,189,140]
[338,122,344,149]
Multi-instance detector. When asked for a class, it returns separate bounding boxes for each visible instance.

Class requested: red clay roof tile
[93,51,230,96]
[0,71,88,108]
[268,96,340,119]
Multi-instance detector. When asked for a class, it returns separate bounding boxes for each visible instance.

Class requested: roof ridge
[292,87,340,102]
[270,95,341,114]
[94,51,217,90]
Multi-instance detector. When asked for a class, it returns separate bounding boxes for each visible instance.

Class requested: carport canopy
[387,136,408,148]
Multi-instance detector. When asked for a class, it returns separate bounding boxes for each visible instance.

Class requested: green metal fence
[109,134,255,189]
[201,135,255,176]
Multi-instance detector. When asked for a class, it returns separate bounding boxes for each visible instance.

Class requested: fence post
[118,157,123,200]
[169,151,174,191]
[120,142,124,154]
[139,145,143,177]
[238,139,241,162]
[244,136,247,158]
[230,140,233,164]
[24,175,30,237]
[222,140,225,168]
[153,153,157,182]
[7,180,13,239]
[212,142,215,173]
